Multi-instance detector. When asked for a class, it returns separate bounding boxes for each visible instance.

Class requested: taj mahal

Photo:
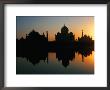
[55,24,75,42]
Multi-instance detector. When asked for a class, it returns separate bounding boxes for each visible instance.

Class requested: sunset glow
[16,16,94,41]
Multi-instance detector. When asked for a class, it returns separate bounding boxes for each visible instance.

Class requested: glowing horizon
[16,16,94,41]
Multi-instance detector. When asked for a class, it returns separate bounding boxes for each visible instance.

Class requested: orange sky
[16,16,94,41]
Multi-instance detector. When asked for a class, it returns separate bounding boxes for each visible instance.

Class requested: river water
[16,51,94,74]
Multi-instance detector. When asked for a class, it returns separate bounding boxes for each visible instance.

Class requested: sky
[16,16,94,41]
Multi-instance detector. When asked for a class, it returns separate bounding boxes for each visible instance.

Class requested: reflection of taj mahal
[55,24,75,42]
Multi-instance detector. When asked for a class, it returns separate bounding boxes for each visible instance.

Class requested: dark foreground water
[16,51,94,74]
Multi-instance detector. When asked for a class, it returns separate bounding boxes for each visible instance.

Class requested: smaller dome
[70,32,73,35]
[57,32,60,35]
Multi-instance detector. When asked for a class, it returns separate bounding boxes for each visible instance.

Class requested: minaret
[46,31,48,41]
[82,29,83,37]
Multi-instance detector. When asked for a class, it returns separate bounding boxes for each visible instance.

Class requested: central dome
[61,24,69,34]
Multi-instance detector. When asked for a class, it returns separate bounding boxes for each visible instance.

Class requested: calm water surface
[16,51,94,74]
